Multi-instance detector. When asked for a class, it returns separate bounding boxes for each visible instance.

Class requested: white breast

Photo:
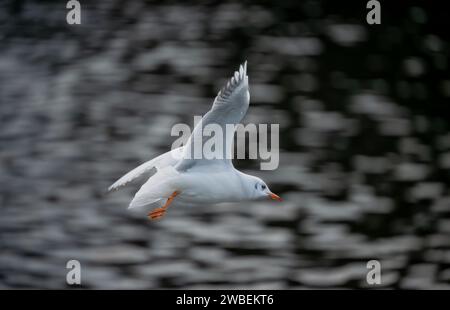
[177,169,249,204]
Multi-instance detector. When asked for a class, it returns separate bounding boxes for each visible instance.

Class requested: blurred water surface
[0,1,449,289]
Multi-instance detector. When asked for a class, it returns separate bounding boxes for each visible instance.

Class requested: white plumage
[109,61,281,219]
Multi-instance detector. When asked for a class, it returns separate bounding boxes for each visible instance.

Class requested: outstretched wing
[108,147,183,192]
[176,61,250,171]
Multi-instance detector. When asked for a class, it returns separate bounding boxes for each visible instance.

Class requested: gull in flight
[108,61,282,220]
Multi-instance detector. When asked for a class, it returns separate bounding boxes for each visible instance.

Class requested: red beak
[268,192,282,201]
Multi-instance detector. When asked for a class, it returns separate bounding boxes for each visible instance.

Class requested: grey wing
[176,61,250,171]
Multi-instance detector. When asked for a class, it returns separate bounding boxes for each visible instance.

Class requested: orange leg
[148,191,180,220]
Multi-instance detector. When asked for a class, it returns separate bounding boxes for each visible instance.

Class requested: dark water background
[0,0,449,289]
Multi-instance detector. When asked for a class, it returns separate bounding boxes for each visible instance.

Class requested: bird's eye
[261,184,266,190]
[255,183,258,189]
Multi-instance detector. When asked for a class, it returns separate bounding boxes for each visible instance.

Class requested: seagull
[108,61,282,220]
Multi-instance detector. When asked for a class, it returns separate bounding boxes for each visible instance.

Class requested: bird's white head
[243,174,282,202]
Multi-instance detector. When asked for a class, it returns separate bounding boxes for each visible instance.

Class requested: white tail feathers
[128,166,180,209]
